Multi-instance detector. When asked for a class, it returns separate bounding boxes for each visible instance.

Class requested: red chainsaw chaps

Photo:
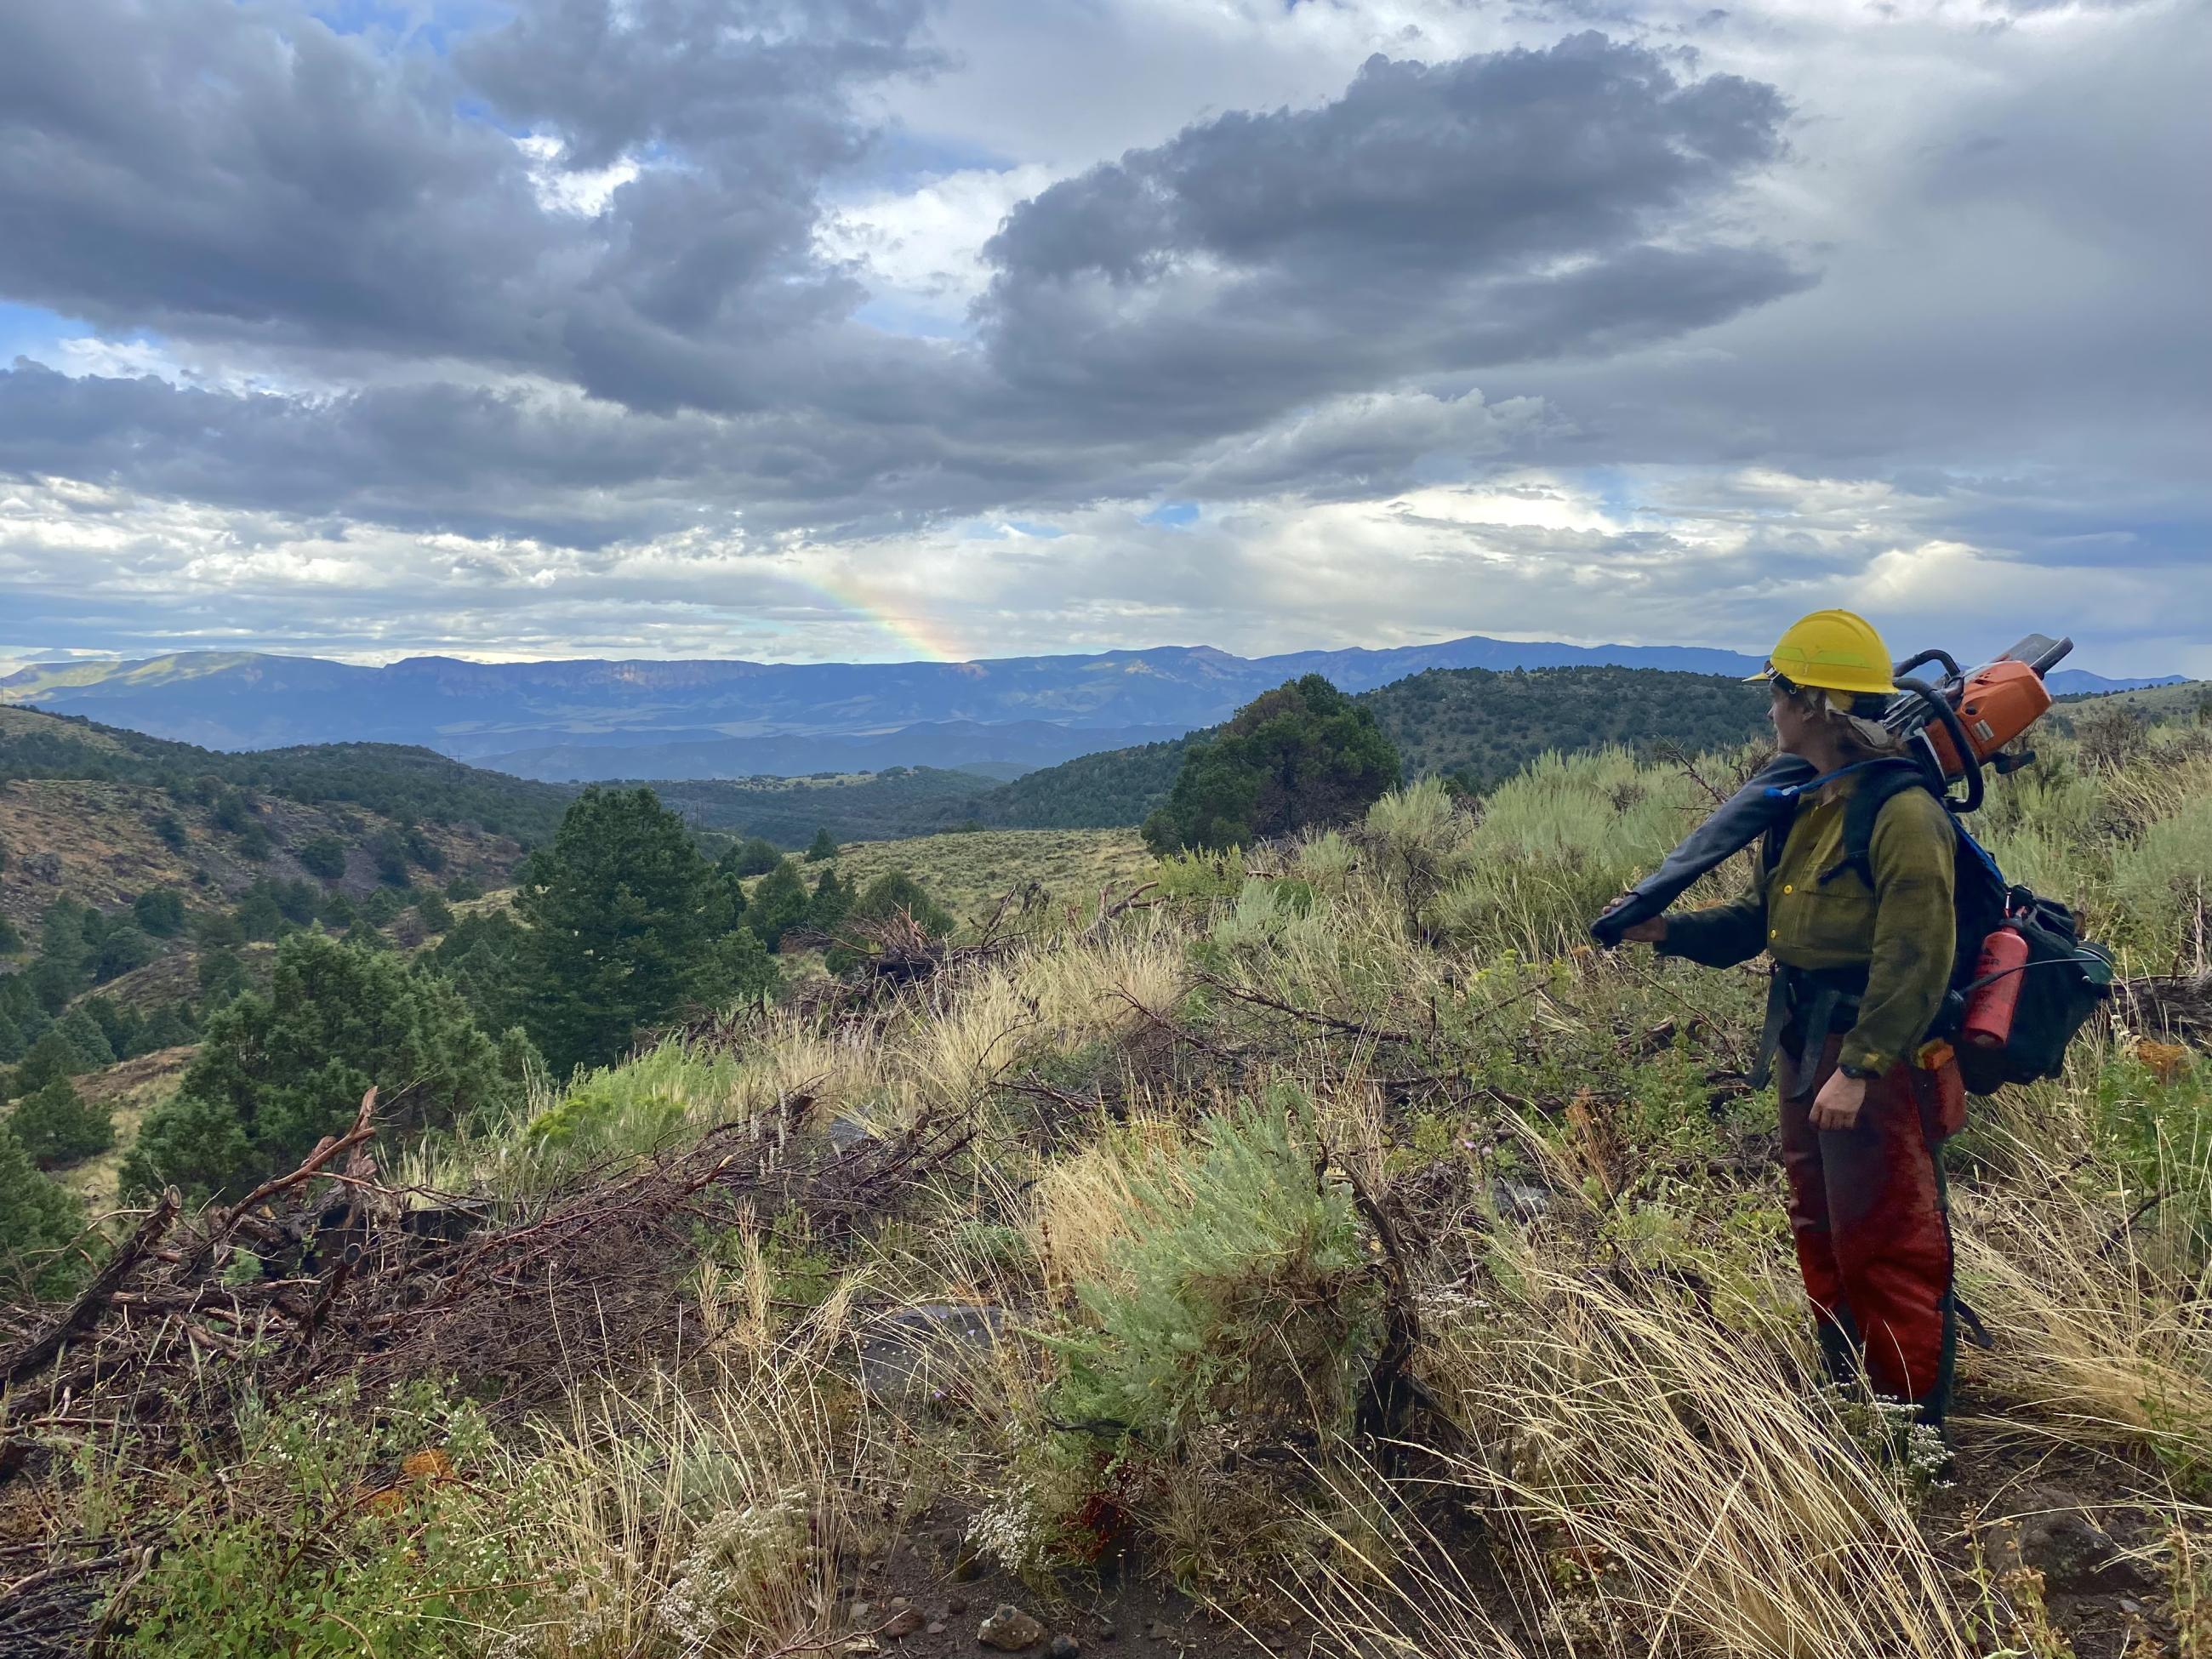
[1777,1036,1959,1405]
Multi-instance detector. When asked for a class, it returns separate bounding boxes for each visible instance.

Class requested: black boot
[1814,1308,1861,1388]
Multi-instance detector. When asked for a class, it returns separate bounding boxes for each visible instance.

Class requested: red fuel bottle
[1962,926,2030,1050]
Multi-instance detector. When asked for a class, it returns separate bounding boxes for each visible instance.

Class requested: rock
[927,1623,948,1637]
[882,1607,923,1639]
[979,1605,1046,1651]
[827,1114,878,1152]
[1998,1491,2152,1593]
[948,1594,970,1615]
[1145,1622,1177,1644]
[1047,1638,1082,1659]
[858,1303,1007,1400]
[851,1601,875,1627]
[1490,1179,1551,1224]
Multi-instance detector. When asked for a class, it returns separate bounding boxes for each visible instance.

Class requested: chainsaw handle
[1894,675,1987,815]
[1895,648,1961,682]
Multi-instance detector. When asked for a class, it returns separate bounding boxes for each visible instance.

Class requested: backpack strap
[1757,755,1930,880]
[1826,757,1942,888]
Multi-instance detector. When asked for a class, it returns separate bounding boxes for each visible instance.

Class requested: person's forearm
[1657,896,1768,969]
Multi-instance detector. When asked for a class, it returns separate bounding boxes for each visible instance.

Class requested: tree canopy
[122,931,533,1202]
[1143,676,1400,854]
[514,786,776,1073]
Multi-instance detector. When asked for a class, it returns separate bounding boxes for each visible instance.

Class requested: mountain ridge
[0,641,2181,777]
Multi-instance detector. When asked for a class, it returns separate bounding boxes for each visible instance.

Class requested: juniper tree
[1143,676,1400,855]
[515,787,774,1074]
[9,1075,115,1169]
[123,931,534,1202]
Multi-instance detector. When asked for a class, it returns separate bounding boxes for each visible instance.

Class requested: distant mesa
[0,638,2181,783]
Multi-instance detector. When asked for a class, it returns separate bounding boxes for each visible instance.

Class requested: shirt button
[1782,883,1794,893]
[1770,928,1779,939]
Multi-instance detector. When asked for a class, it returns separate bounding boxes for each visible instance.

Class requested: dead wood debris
[4,1087,968,1448]
[2122,972,2212,1048]
[0,1081,970,1650]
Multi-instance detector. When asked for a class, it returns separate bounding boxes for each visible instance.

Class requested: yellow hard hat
[1750,608,1896,696]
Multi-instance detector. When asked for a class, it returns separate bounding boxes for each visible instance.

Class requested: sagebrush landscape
[3,680,2209,1656]
[3,0,2205,1650]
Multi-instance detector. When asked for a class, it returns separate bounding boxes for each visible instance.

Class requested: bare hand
[1810,1069,1869,1132]
[1619,917,1668,944]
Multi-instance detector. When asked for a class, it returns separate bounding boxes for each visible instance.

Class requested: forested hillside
[0,708,571,842]
[965,665,1772,829]
[966,733,1201,829]
[1365,663,1769,786]
[0,709,557,1153]
[644,767,999,845]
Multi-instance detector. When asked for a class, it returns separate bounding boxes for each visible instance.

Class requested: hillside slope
[7,724,2209,1657]
[0,707,571,842]
[0,637,1768,754]
[967,664,1773,829]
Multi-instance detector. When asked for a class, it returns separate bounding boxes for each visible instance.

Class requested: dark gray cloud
[0,0,552,363]
[0,0,2202,672]
[0,0,933,409]
[974,34,1806,431]
[0,17,1804,534]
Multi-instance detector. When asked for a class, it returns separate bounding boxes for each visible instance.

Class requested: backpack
[1762,758,2112,1093]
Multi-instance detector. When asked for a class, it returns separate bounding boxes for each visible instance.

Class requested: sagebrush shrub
[1050,1090,1384,1454]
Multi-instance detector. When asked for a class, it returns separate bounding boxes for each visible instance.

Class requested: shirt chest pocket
[1770,875,1874,958]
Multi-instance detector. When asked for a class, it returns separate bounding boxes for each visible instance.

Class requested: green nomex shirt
[1657,774,1958,1075]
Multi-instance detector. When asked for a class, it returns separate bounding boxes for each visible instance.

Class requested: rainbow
[775,567,972,664]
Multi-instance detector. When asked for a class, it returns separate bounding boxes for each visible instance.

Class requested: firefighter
[1619,608,1966,1424]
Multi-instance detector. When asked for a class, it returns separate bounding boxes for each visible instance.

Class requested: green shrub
[413,890,456,935]
[721,836,784,879]
[0,1120,87,1300]
[8,1075,115,1169]
[746,858,812,952]
[111,1379,541,1659]
[1052,1092,1384,1456]
[95,924,160,983]
[520,1040,739,1170]
[133,888,188,938]
[1154,847,1246,903]
[295,834,349,881]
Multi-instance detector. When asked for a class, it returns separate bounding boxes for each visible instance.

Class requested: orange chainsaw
[1884,632,2073,813]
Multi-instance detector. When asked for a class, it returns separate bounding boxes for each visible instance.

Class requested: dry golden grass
[830,826,1152,926]
[56,1044,194,1209]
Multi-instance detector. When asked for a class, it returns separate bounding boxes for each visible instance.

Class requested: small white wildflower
[966,1497,1046,1575]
